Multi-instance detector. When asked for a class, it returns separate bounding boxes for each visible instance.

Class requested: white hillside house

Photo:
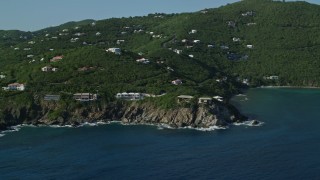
[116,92,144,100]
[42,66,58,72]
[107,48,121,55]
[2,83,25,91]
[136,58,150,64]
[172,79,182,85]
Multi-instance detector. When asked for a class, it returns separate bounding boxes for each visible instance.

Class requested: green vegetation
[1,0,320,115]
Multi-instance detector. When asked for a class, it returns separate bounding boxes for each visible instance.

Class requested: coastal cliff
[0,101,247,130]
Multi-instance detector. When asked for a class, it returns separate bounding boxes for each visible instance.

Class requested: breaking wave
[233,120,264,127]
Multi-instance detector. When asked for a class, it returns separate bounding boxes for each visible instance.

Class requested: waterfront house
[116,92,144,100]
[177,95,194,103]
[264,76,279,80]
[73,93,98,102]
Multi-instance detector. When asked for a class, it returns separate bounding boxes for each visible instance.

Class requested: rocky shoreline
[0,100,248,132]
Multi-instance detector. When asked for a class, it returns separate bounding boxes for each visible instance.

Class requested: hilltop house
[50,56,64,62]
[177,95,194,103]
[73,93,98,102]
[107,48,121,55]
[2,83,25,91]
[172,79,182,85]
[116,92,144,100]
[42,66,58,72]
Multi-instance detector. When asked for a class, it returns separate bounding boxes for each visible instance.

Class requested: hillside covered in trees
[0,0,319,127]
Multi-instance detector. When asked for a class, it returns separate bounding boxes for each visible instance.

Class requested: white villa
[107,48,121,55]
[116,92,144,100]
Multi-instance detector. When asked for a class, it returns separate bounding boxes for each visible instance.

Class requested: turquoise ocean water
[0,88,320,179]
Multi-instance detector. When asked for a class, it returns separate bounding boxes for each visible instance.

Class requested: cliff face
[0,101,247,130]
[121,102,244,128]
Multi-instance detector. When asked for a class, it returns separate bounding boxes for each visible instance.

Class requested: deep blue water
[1,88,320,179]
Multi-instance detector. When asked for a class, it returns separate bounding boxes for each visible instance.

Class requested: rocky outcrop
[0,101,247,131]
[120,102,244,128]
